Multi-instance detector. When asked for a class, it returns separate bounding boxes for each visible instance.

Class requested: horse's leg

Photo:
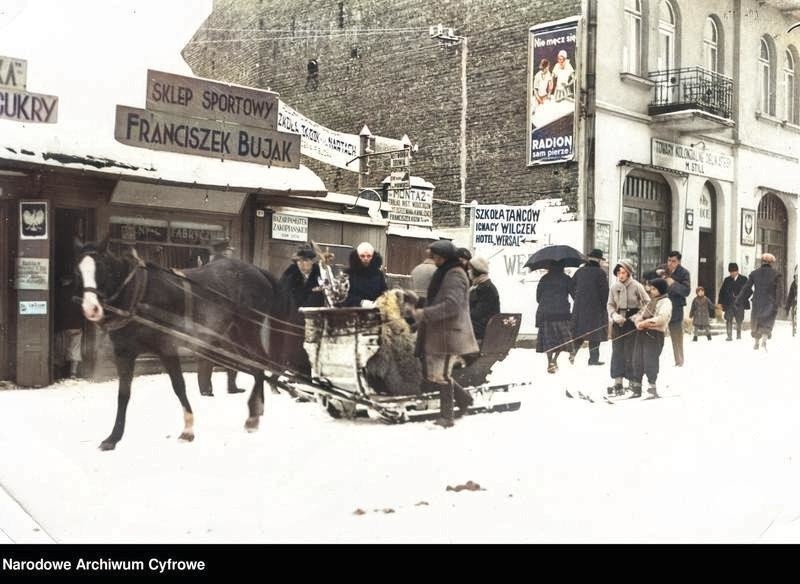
[100,355,135,451]
[160,354,195,443]
[245,370,266,432]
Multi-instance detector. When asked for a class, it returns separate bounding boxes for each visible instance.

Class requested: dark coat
[666,264,691,324]
[344,250,388,307]
[736,264,782,321]
[469,279,500,340]
[718,274,750,309]
[689,296,715,327]
[571,262,609,343]
[278,262,326,315]
[535,269,573,326]
[415,264,479,357]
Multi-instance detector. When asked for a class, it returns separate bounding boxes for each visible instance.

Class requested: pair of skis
[565,389,660,404]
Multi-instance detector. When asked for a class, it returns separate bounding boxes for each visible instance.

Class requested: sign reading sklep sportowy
[0,55,58,123]
[115,71,299,168]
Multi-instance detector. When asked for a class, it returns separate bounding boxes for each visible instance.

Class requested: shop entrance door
[698,230,716,301]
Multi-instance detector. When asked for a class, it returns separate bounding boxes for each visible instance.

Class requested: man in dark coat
[468,256,500,342]
[571,248,609,366]
[717,262,749,341]
[277,244,326,374]
[735,253,782,350]
[412,240,479,428]
[664,250,691,367]
[344,242,388,307]
[197,239,243,396]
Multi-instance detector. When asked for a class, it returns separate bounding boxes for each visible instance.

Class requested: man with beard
[411,240,478,428]
[344,242,388,308]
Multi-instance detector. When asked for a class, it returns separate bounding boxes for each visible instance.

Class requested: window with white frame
[703,17,719,73]
[623,0,642,75]
[657,0,676,72]
[759,37,776,115]
[784,49,797,123]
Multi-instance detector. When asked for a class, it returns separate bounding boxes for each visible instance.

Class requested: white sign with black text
[271,213,308,242]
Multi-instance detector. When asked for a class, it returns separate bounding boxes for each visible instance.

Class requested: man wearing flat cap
[718,262,749,341]
[571,249,610,366]
[735,253,783,350]
[411,240,478,427]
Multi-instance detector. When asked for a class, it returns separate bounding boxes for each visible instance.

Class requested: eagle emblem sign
[20,201,48,239]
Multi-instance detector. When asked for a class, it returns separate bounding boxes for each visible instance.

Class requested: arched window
[759,36,776,115]
[703,17,719,73]
[657,0,676,72]
[623,0,642,75]
[784,48,797,123]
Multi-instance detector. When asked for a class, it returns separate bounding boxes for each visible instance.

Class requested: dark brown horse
[76,239,287,451]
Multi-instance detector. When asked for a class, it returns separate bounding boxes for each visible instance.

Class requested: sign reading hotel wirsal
[0,54,58,123]
[115,70,299,168]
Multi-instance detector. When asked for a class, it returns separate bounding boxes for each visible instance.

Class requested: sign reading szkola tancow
[473,204,541,248]
[146,70,278,130]
[115,105,300,168]
[0,55,58,123]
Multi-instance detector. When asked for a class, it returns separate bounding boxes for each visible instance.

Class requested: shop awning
[617,159,689,178]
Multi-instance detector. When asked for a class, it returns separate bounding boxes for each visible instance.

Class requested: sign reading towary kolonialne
[114,105,300,168]
[145,70,279,130]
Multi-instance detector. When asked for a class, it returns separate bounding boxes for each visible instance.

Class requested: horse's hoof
[244,417,260,432]
[99,441,116,451]
[179,432,195,442]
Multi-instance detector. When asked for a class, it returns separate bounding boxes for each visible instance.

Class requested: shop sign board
[0,55,27,90]
[272,213,308,242]
[115,105,300,169]
[16,257,49,290]
[146,69,279,131]
[651,138,733,182]
[19,301,47,316]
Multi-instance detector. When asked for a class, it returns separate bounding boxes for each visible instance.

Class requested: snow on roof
[0,0,326,195]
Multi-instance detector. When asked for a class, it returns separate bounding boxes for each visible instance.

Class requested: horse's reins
[79,253,149,332]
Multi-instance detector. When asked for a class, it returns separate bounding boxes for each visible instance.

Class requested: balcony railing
[648,67,733,120]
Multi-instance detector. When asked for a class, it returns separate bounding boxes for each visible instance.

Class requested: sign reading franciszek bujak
[0,55,58,123]
[115,71,299,168]
[651,138,733,182]
[527,17,579,166]
[146,70,279,130]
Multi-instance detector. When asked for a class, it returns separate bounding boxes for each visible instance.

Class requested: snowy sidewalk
[0,321,799,543]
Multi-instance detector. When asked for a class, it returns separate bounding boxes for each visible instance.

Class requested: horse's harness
[79,252,149,332]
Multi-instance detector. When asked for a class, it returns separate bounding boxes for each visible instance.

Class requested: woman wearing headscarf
[468,256,500,343]
[606,259,649,396]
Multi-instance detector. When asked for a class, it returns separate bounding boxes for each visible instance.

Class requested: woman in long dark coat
[736,253,782,350]
[535,260,574,373]
[571,249,609,366]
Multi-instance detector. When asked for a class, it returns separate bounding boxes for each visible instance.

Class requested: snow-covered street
[1,322,799,544]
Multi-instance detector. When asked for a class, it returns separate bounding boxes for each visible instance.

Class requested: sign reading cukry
[0,55,57,123]
[115,105,300,168]
[146,70,278,131]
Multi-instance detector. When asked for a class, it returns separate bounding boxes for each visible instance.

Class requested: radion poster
[527,17,579,166]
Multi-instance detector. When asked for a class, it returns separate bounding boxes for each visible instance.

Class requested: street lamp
[430,23,468,225]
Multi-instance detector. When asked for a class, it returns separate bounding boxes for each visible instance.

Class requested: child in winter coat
[689,286,715,341]
[630,278,672,399]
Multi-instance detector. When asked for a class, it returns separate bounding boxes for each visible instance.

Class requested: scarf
[427,258,461,302]
[471,273,490,289]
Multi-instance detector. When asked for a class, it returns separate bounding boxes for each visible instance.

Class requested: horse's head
[75,237,139,322]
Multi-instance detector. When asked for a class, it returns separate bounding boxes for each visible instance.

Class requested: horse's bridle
[78,251,149,331]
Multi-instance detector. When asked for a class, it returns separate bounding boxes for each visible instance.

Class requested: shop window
[622,173,671,280]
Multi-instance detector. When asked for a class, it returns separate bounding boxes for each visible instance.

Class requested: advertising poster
[527,17,579,166]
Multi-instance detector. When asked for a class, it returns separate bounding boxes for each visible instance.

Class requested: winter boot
[645,383,659,399]
[628,381,642,398]
[736,328,742,340]
[754,338,760,350]
[453,381,473,418]
[69,361,80,379]
[434,382,455,428]
[726,321,733,341]
[707,333,712,341]
[692,336,698,342]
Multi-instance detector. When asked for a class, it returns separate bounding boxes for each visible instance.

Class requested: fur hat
[650,278,669,296]
[292,245,316,261]
[469,256,490,274]
[728,262,739,272]
[456,247,472,261]
[429,240,458,261]
[587,248,605,261]
[613,258,635,277]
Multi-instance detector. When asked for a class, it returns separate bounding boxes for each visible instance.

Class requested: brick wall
[183,0,582,227]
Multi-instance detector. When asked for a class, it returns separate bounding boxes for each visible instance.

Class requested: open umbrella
[524,244,585,272]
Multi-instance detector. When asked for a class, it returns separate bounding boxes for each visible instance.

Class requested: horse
[76,238,287,451]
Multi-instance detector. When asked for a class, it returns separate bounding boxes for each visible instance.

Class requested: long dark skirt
[536,319,573,354]
[609,319,637,380]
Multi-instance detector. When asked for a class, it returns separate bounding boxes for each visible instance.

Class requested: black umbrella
[524,244,585,271]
